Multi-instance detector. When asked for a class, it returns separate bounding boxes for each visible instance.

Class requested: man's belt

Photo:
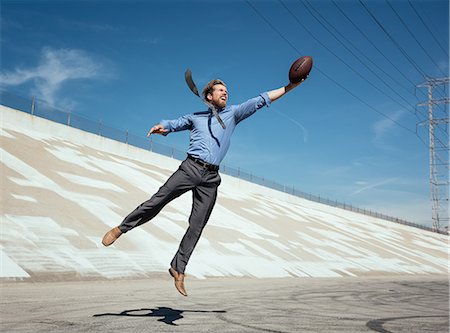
[188,155,219,171]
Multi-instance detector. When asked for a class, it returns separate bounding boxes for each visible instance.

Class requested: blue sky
[1,0,448,226]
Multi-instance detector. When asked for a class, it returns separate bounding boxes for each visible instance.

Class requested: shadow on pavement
[93,306,226,326]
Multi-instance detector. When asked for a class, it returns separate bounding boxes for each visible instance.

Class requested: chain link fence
[0,90,443,234]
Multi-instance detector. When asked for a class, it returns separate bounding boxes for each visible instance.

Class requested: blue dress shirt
[160,92,271,166]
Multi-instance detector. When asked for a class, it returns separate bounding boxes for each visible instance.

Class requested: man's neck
[209,104,225,111]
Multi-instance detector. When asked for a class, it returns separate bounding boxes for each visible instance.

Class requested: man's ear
[206,93,212,102]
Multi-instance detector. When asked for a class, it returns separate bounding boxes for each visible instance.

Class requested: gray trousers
[119,157,221,274]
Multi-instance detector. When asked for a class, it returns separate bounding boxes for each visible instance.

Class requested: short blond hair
[202,79,226,101]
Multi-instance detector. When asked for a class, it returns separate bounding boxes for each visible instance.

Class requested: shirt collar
[209,106,225,113]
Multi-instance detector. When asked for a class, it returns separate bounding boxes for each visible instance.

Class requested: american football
[289,56,313,83]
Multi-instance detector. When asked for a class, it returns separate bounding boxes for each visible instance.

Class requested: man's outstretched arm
[147,114,193,137]
[267,78,306,102]
[233,77,308,124]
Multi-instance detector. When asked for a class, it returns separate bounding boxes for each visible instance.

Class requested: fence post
[150,137,153,151]
[31,96,35,115]
[171,147,174,158]
[126,130,128,144]
[238,167,240,178]
[99,120,102,135]
[68,111,71,126]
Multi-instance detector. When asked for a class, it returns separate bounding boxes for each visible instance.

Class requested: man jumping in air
[102,76,306,296]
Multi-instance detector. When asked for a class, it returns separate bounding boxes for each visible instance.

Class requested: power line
[279,0,413,112]
[301,0,416,114]
[408,0,449,58]
[245,0,419,138]
[358,0,427,79]
[245,1,302,59]
[318,68,418,137]
[385,0,447,77]
[278,0,419,131]
[331,0,425,98]
[307,0,417,101]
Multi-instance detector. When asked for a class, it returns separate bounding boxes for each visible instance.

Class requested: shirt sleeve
[233,92,271,124]
[160,114,193,134]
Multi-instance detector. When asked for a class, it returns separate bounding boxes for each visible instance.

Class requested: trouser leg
[171,171,220,274]
[119,161,194,233]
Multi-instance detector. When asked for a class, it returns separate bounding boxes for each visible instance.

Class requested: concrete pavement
[1,275,448,332]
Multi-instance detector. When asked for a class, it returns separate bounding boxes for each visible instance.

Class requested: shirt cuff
[159,120,172,135]
[261,92,271,108]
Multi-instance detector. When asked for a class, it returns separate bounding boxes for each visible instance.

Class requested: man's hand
[147,124,169,137]
[286,76,308,92]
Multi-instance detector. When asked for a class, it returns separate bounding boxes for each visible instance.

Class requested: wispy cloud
[372,109,406,144]
[67,21,115,32]
[351,178,397,195]
[337,176,429,224]
[1,18,24,31]
[273,109,308,143]
[358,191,431,226]
[322,156,381,177]
[0,47,104,106]
[438,59,449,72]
[56,16,116,33]
[135,37,161,45]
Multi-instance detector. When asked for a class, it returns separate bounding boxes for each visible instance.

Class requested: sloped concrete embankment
[1,105,448,281]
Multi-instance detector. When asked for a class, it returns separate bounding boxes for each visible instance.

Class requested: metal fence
[0,90,444,234]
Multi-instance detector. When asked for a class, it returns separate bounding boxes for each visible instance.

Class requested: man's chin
[212,102,226,109]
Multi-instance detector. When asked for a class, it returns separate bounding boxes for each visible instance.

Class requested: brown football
[289,56,313,83]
